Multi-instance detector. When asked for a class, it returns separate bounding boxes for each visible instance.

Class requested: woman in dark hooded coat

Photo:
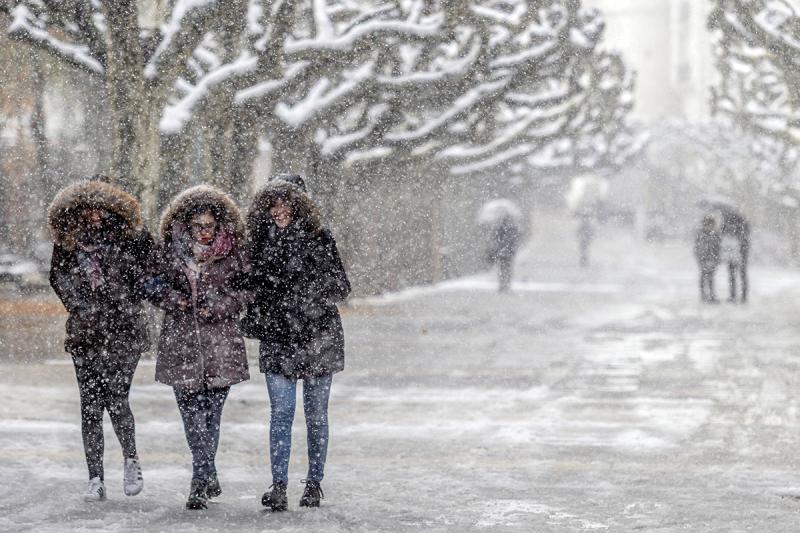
[241,179,350,511]
[147,185,249,510]
[48,179,152,502]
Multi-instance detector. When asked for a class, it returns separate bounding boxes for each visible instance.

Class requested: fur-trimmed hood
[48,180,143,250]
[159,185,245,243]
[247,180,323,237]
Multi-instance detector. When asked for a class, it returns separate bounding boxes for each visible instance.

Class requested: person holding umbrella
[479,199,523,293]
[697,197,750,303]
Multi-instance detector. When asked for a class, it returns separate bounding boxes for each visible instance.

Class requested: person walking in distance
[694,214,721,303]
[720,233,743,303]
[490,213,521,292]
[577,216,594,268]
[147,185,250,510]
[241,178,351,511]
[719,209,750,303]
[48,178,151,501]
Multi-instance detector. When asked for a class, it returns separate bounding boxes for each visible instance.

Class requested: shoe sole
[299,501,320,508]
[262,498,288,512]
[124,485,143,497]
[262,500,288,512]
[266,505,288,512]
[186,501,207,510]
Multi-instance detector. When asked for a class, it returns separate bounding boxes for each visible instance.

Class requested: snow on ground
[4,212,800,531]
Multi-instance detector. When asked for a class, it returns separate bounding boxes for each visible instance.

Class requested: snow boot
[123,456,143,496]
[84,477,106,502]
[299,480,324,508]
[186,479,208,510]
[262,481,288,512]
[206,473,222,498]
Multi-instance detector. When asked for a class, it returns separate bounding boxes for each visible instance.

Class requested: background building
[584,0,716,124]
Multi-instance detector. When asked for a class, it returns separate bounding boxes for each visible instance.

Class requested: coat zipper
[183,265,205,385]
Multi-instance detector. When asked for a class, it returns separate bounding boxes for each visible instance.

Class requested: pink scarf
[196,229,234,262]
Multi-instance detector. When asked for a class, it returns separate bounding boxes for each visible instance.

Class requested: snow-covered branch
[7,4,104,74]
[144,0,223,80]
[161,51,258,134]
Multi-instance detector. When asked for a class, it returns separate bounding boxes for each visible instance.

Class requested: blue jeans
[174,386,229,483]
[266,373,332,483]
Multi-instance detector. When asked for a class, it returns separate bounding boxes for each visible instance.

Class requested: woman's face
[81,207,107,229]
[269,199,293,229]
[189,212,217,245]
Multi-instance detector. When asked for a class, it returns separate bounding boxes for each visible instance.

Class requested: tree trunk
[30,54,50,203]
[227,110,259,203]
[157,131,191,212]
[269,128,314,177]
[104,0,149,198]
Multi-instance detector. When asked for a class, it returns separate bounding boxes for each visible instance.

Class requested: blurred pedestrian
[489,213,521,292]
[241,179,350,511]
[694,214,721,303]
[147,185,250,510]
[719,210,750,303]
[577,216,594,268]
[48,179,152,502]
[720,233,743,303]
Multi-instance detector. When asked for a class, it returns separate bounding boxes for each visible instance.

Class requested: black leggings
[72,350,140,480]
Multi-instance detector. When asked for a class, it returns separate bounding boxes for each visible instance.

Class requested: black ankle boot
[186,479,208,510]
[262,481,288,512]
[206,473,221,498]
[299,480,324,508]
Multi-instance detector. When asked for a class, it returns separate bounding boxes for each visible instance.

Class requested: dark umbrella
[696,195,750,239]
[696,194,738,214]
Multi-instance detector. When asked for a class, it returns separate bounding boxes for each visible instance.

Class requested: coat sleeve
[306,229,351,303]
[142,245,188,313]
[131,229,155,302]
[49,244,87,313]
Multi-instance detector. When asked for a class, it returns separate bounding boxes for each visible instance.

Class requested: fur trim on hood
[247,180,323,237]
[159,185,245,243]
[48,180,143,250]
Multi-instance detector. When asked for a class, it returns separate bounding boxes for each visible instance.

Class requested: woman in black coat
[241,179,350,511]
[48,179,151,502]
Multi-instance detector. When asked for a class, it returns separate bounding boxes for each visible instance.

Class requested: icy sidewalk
[5,223,800,531]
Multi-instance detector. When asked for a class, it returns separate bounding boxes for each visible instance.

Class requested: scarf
[76,241,106,291]
[171,223,237,308]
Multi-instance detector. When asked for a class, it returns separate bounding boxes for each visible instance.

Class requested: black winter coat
[694,227,721,272]
[50,232,153,356]
[242,223,351,379]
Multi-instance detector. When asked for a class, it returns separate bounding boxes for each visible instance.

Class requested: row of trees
[1,0,639,219]
[709,0,800,208]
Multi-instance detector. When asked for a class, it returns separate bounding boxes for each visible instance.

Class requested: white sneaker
[124,456,144,496]
[84,477,106,502]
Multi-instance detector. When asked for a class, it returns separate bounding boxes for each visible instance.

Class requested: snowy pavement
[5,219,800,531]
